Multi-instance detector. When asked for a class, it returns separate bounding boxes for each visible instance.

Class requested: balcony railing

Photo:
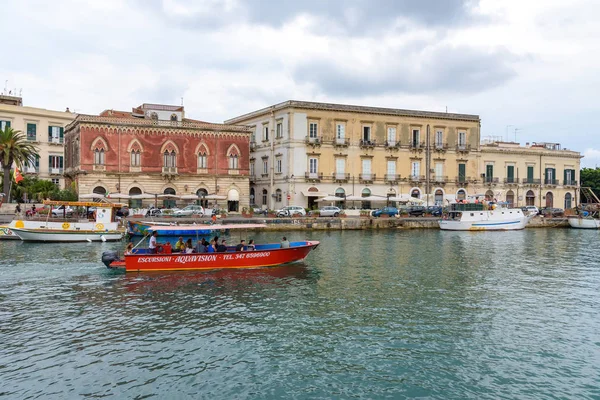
[410,142,425,150]
[455,176,474,184]
[359,139,376,148]
[333,172,350,182]
[504,177,520,184]
[384,140,401,149]
[545,179,559,185]
[523,178,541,184]
[564,180,578,186]
[49,137,63,144]
[484,177,499,184]
[359,173,375,183]
[433,175,448,183]
[162,167,178,175]
[305,136,321,145]
[49,168,64,175]
[334,137,350,147]
[409,175,425,182]
[25,166,39,174]
[250,142,257,151]
[456,144,471,152]
[434,142,449,150]
[385,173,400,183]
[305,172,323,181]
[27,135,37,142]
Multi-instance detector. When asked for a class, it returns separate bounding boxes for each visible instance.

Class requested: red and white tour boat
[102,223,320,272]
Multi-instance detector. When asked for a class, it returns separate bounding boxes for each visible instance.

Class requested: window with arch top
[163,150,176,167]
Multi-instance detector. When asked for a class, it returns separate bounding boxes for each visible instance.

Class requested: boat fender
[101,251,120,268]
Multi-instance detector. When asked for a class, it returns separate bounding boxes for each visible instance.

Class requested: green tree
[0,127,39,202]
[580,167,600,201]
[30,180,57,202]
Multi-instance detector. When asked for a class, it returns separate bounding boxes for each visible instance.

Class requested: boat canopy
[147,223,267,232]
[43,200,125,208]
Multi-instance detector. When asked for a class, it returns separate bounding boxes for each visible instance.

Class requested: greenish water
[0,229,599,399]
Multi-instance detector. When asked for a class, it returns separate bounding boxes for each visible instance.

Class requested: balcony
[409,142,425,150]
[385,173,400,183]
[334,137,350,147]
[162,167,178,175]
[305,136,322,147]
[384,140,401,149]
[333,172,350,183]
[455,176,473,185]
[359,139,376,148]
[544,179,559,185]
[434,142,449,151]
[24,166,39,174]
[305,172,323,182]
[49,137,63,145]
[409,175,425,183]
[504,177,520,184]
[359,173,376,183]
[523,178,541,184]
[564,179,578,186]
[484,177,499,184]
[456,144,471,152]
[27,135,37,142]
[433,175,448,184]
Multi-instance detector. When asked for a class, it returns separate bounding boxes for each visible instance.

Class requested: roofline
[224,100,480,124]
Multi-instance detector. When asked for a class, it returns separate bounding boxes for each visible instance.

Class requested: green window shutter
[59,127,64,141]
[486,165,493,179]
[527,166,534,180]
[35,155,39,167]
[6,121,10,128]
[59,156,63,168]
[48,126,52,141]
[564,169,567,183]
[458,163,466,180]
[49,155,52,169]
[507,166,514,180]
[553,168,556,183]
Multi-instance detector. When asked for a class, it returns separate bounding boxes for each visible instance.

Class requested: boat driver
[149,231,160,253]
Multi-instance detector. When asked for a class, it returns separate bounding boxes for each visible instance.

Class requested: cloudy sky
[2,0,599,166]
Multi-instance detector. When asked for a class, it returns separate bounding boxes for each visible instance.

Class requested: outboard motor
[102,250,120,268]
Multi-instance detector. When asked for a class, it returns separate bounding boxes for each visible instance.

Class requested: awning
[228,189,240,201]
[301,191,328,197]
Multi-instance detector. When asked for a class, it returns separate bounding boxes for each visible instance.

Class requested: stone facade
[64,104,252,211]
[0,95,75,189]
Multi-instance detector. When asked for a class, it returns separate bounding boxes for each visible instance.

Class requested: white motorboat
[439,203,534,231]
[567,216,600,229]
[9,200,124,242]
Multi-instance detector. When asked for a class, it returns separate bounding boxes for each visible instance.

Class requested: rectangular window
[51,178,60,186]
[435,130,443,147]
[486,165,494,182]
[362,159,372,179]
[336,123,345,139]
[276,158,282,173]
[309,122,318,138]
[198,154,207,169]
[131,151,141,167]
[507,165,514,183]
[49,126,63,143]
[262,191,267,205]
[263,160,268,174]
[27,123,37,141]
[387,160,396,175]
[95,150,105,165]
[49,155,63,171]
[336,158,345,174]
[0,120,10,130]
[435,162,443,180]
[229,156,239,169]
[411,161,420,178]
[387,127,396,145]
[458,163,466,182]
[309,158,318,175]
[263,125,269,141]
[250,162,255,176]
[363,126,371,142]
[527,166,534,181]
[25,155,40,173]
[458,131,466,147]
[412,129,420,147]
[276,122,283,138]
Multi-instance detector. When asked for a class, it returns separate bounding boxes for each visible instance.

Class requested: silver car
[319,206,341,217]
[173,205,205,217]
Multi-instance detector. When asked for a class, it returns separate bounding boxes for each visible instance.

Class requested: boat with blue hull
[439,202,534,231]
[127,220,214,237]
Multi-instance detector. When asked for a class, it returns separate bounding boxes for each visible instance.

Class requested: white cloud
[582,149,600,169]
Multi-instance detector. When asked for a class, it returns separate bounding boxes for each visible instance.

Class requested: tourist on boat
[216,239,228,252]
[195,239,207,253]
[124,242,134,255]
[149,231,160,253]
[185,239,194,254]
[235,239,246,252]
[207,240,216,253]
[247,239,256,251]
[280,236,290,249]
[175,237,185,252]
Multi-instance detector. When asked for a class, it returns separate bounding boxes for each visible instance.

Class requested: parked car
[252,206,268,216]
[372,207,399,217]
[406,206,426,217]
[276,206,306,217]
[52,205,74,217]
[319,206,342,217]
[541,207,564,217]
[173,205,205,217]
[521,205,540,215]
[426,206,443,217]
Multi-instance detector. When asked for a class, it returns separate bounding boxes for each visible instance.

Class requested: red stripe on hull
[122,241,319,272]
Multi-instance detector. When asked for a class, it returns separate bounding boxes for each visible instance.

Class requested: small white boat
[439,203,534,231]
[567,216,600,229]
[9,200,124,242]
[0,225,20,240]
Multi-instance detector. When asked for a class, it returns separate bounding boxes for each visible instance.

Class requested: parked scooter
[145,206,162,217]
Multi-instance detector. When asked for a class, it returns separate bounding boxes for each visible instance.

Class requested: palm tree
[0,127,39,202]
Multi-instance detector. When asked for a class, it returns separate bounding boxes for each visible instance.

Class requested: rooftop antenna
[445,106,448,113]
[181,97,184,106]
[514,128,522,143]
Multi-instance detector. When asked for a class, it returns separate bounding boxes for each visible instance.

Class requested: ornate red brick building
[64,104,251,211]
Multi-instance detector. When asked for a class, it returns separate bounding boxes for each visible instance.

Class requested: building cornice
[0,104,75,121]
[480,147,582,159]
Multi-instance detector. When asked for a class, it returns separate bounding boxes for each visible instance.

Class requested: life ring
[95,223,104,230]
[62,222,70,230]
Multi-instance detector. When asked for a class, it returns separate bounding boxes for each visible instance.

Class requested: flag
[14,168,23,184]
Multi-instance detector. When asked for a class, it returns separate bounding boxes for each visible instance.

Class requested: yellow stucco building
[0,95,75,190]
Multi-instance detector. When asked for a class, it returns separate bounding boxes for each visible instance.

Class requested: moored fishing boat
[439,202,534,231]
[568,214,600,229]
[10,200,124,242]
[102,223,320,272]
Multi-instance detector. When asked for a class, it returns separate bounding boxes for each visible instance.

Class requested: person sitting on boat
[195,239,207,253]
[124,242,134,255]
[280,236,290,249]
[207,240,216,253]
[216,239,228,252]
[175,236,185,252]
[185,238,194,254]
[235,239,246,252]
[149,231,161,253]
[247,239,255,251]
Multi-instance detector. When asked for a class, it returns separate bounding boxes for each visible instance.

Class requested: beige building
[225,100,482,209]
[226,100,582,210]
[480,140,581,209]
[0,95,75,189]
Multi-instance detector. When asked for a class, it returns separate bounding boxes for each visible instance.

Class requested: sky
[1,0,599,167]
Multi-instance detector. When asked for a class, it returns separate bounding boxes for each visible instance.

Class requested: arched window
[130,149,141,167]
[229,154,239,170]
[163,187,177,208]
[411,188,421,198]
[361,188,371,210]
[150,112,158,120]
[565,193,572,209]
[262,189,268,206]
[163,150,176,168]
[170,113,178,121]
[129,187,142,208]
[526,190,535,206]
[196,188,208,207]
[94,149,105,165]
[198,151,207,169]
[456,189,466,201]
[250,187,256,206]
[275,189,282,202]
[434,189,444,205]
[506,190,515,207]
[227,144,241,170]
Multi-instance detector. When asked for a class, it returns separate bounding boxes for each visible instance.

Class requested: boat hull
[568,216,600,229]
[439,209,533,231]
[113,241,320,272]
[0,226,20,240]
[11,228,123,242]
